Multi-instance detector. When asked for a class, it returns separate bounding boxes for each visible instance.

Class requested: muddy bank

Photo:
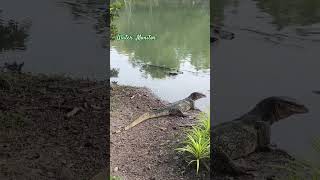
[0,72,108,179]
[110,85,210,180]
[213,147,317,180]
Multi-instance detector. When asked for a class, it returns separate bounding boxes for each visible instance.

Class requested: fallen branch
[80,85,106,92]
[90,104,103,110]
[65,107,84,118]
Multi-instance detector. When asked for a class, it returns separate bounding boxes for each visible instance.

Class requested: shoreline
[0,71,314,179]
[0,71,209,179]
[110,84,210,180]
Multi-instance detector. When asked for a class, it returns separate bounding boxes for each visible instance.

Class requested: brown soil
[110,85,210,180]
[0,72,108,180]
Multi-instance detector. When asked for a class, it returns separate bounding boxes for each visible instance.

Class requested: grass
[176,111,210,174]
[110,176,121,180]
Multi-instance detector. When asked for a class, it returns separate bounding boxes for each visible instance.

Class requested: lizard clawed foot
[170,109,188,117]
[259,144,278,152]
[192,107,201,111]
[235,169,257,177]
[232,165,257,177]
[178,113,188,117]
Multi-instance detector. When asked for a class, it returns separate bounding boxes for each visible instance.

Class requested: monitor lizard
[212,96,308,176]
[118,92,206,133]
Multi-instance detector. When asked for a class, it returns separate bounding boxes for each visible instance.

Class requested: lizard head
[255,96,308,124]
[188,92,206,101]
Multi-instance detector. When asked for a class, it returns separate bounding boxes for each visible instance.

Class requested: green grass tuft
[110,176,121,180]
[176,111,210,174]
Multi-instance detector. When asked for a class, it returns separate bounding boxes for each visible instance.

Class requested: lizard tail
[124,112,157,130]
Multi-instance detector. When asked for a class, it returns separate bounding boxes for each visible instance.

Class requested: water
[110,0,210,110]
[0,0,107,80]
[212,0,320,165]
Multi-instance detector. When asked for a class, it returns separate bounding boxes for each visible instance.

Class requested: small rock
[159,127,166,131]
[30,168,43,175]
[61,159,67,164]
[114,167,119,172]
[26,152,40,160]
[60,167,74,179]
[172,126,177,130]
[84,142,93,148]
[48,172,55,177]
[115,130,121,133]
[56,151,63,156]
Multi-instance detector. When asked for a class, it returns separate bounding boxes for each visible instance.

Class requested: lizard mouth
[291,104,309,114]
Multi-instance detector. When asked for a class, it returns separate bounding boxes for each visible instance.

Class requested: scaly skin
[123,92,206,131]
[213,96,309,176]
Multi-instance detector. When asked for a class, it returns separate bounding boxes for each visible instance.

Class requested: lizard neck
[183,97,193,103]
[245,106,276,125]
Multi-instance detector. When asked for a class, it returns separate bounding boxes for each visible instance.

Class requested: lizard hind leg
[169,109,188,117]
[213,148,254,176]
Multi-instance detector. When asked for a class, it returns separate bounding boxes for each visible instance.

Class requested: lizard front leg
[169,109,188,117]
[255,121,273,152]
[190,101,201,111]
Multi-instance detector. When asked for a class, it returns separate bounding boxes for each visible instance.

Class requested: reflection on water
[255,0,320,30]
[59,0,107,35]
[211,0,238,25]
[111,0,210,109]
[0,0,107,80]
[212,0,320,165]
[112,0,209,78]
[0,18,31,52]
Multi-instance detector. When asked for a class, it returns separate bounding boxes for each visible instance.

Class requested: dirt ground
[0,72,108,180]
[110,85,210,180]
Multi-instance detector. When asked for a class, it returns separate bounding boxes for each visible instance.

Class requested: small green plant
[176,111,210,174]
[110,175,121,180]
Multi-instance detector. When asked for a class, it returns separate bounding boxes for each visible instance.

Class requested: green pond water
[111,0,210,110]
